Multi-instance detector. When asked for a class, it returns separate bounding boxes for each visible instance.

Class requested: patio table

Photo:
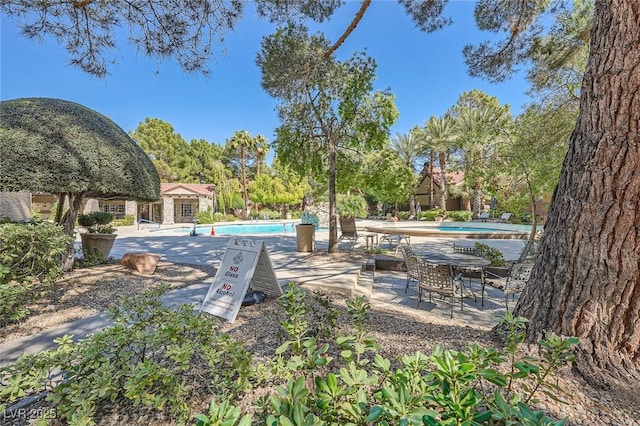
[419,252,491,306]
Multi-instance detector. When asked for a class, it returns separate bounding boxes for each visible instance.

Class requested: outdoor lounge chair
[498,212,512,222]
[379,233,411,255]
[338,216,359,248]
[479,212,490,221]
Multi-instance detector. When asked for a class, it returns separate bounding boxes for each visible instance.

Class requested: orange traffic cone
[210,226,216,236]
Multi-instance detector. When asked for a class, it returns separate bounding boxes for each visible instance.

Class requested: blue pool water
[178,222,298,236]
[433,224,521,233]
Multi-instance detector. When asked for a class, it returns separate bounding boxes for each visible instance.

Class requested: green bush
[212,212,237,222]
[197,207,215,224]
[78,211,116,233]
[474,242,507,266]
[448,210,473,221]
[252,291,575,426]
[0,222,72,323]
[112,214,135,226]
[1,283,577,426]
[397,210,411,220]
[337,194,368,218]
[419,208,445,221]
[0,286,253,424]
[0,221,71,283]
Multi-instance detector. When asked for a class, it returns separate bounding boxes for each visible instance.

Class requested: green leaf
[365,405,384,422]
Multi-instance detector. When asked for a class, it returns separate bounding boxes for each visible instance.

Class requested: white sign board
[200,238,282,322]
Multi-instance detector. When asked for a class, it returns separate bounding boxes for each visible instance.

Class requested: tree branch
[73,0,93,8]
[322,0,371,60]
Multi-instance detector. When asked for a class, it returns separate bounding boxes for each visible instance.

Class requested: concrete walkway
[0,220,528,366]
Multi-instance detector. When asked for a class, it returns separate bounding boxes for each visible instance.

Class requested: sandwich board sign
[200,238,282,322]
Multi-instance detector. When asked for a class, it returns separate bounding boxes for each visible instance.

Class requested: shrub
[78,211,116,233]
[474,242,507,266]
[112,214,135,226]
[337,194,368,218]
[1,284,577,425]
[0,222,72,323]
[0,221,71,285]
[212,212,237,222]
[397,210,411,220]
[255,292,575,426]
[0,286,253,424]
[447,210,473,221]
[419,208,445,221]
[197,207,215,224]
[253,208,280,220]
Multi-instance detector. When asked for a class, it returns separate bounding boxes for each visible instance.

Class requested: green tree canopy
[0,98,159,201]
[257,23,398,252]
[130,118,192,182]
[0,97,160,270]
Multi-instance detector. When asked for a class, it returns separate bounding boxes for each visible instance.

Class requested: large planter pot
[295,224,315,252]
[80,233,117,260]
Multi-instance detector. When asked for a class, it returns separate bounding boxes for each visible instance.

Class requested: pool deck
[0,219,528,366]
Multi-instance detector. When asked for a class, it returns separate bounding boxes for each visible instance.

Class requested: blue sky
[1,1,532,159]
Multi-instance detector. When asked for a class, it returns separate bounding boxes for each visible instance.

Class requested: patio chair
[487,262,534,310]
[503,262,533,310]
[416,259,464,318]
[452,243,485,306]
[338,216,359,248]
[479,212,490,222]
[452,243,479,256]
[400,246,420,293]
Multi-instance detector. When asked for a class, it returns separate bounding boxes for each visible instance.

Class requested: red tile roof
[420,166,465,189]
[160,183,215,196]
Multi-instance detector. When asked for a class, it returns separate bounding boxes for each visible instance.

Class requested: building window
[101,203,125,218]
[180,203,192,217]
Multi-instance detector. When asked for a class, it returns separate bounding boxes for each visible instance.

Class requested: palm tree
[453,103,511,218]
[390,129,422,217]
[254,135,270,177]
[226,130,256,219]
[419,116,455,212]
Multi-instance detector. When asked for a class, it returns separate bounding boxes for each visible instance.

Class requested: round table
[419,251,491,306]
[419,251,491,268]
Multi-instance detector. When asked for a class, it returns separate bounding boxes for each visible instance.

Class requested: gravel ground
[1,260,638,426]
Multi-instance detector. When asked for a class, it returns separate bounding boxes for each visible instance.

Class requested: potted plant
[78,211,117,260]
[296,211,318,252]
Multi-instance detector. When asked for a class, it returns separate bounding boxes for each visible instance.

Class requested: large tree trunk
[515,1,640,386]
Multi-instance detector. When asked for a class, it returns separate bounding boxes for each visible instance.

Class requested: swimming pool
[365,221,537,239]
[176,222,298,236]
